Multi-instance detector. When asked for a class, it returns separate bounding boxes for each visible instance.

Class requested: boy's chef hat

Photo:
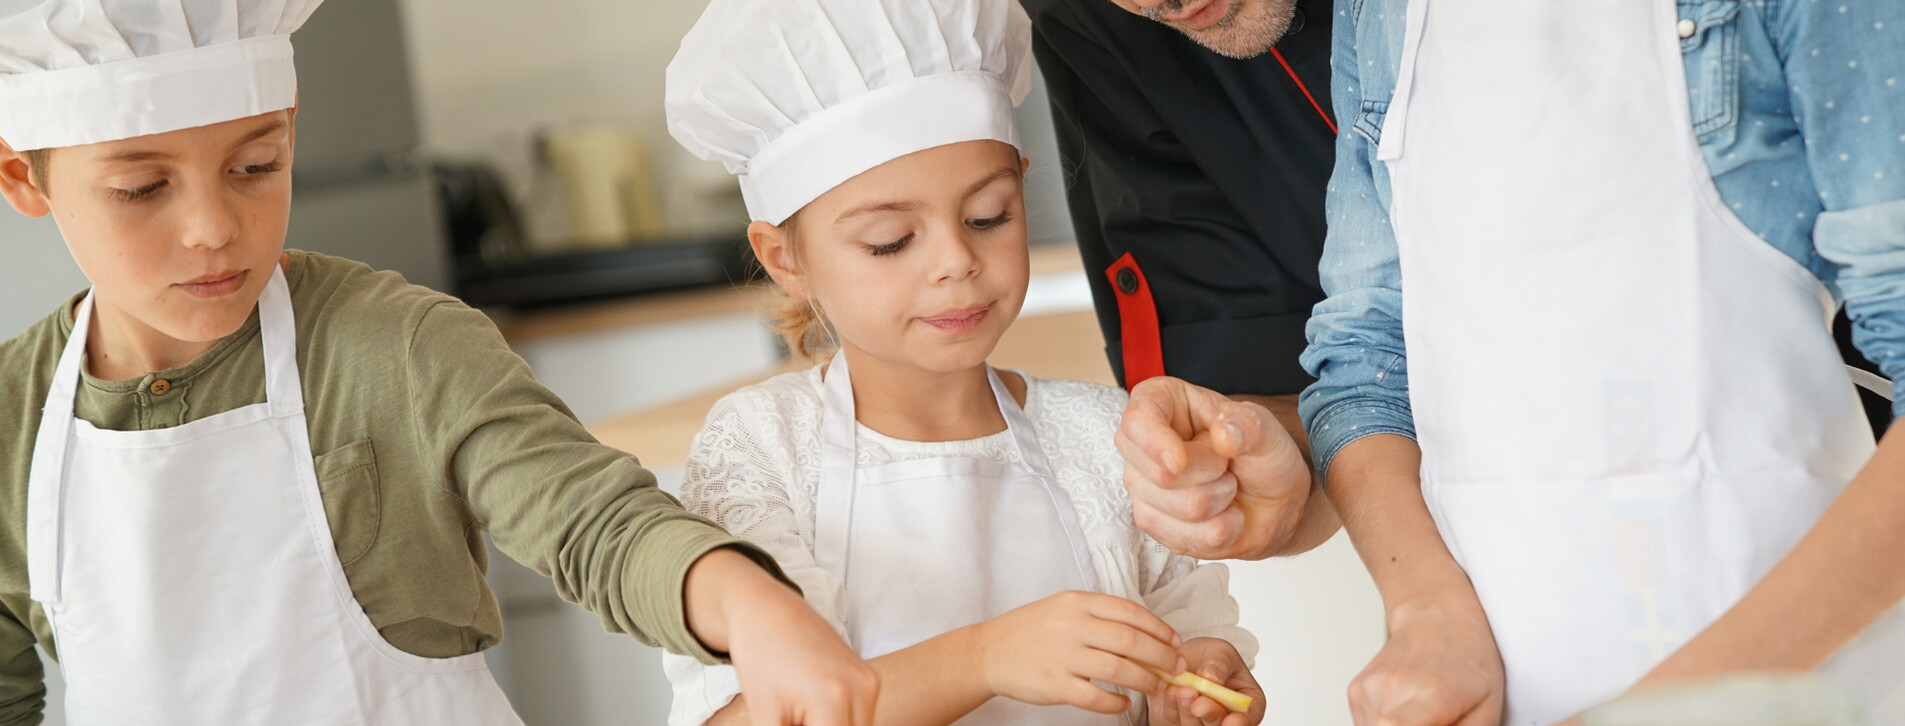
[0,0,323,151]
[666,0,1032,225]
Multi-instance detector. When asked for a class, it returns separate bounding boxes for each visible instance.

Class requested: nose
[177,181,240,252]
[929,229,982,284]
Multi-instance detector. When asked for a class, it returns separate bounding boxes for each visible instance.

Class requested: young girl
[0,2,877,723]
[663,1,1263,724]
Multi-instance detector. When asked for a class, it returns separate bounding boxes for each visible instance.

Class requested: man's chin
[1174,0,1295,60]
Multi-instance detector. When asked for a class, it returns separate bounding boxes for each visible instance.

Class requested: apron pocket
[315,438,383,567]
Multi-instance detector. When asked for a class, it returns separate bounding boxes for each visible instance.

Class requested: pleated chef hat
[0,0,323,151]
[666,0,1032,225]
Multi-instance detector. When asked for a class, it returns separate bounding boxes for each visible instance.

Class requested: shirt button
[1676,18,1697,39]
[149,379,172,397]
[1115,268,1140,295]
[1287,7,1307,35]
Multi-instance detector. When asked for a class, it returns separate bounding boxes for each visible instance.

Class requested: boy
[0,2,876,723]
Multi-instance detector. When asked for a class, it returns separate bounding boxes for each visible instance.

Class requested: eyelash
[861,213,1014,257]
[107,160,286,202]
[865,235,911,256]
[969,211,1013,231]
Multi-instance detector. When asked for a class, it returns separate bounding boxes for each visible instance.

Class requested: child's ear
[1021,156,1030,175]
[748,219,809,299]
[0,137,51,218]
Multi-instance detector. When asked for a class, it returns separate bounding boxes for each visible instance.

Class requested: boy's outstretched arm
[686,548,878,726]
[397,298,876,723]
[0,602,44,726]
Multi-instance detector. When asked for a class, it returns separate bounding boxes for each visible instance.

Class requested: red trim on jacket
[1106,252,1166,389]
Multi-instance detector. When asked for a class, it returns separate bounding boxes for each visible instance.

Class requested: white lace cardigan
[662,365,1258,725]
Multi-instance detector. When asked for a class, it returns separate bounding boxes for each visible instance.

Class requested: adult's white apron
[1376,0,1905,722]
[26,268,522,725]
[814,351,1123,725]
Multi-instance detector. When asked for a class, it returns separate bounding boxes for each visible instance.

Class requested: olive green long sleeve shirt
[0,251,777,725]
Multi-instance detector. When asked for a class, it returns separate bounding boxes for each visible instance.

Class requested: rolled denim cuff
[1304,399,1417,488]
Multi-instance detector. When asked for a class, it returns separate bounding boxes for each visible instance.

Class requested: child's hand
[975,590,1184,715]
[687,548,880,726]
[1148,638,1265,726]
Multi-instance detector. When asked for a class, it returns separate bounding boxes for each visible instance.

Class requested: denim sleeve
[1777,0,1905,417]
[1297,0,1416,484]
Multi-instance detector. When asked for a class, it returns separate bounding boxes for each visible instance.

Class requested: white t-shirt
[663,364,1258,725]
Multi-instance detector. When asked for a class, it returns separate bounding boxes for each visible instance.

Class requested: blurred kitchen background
[1,0,1384,723]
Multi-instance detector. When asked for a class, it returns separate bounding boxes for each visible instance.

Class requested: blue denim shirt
[1298,0,1905,482]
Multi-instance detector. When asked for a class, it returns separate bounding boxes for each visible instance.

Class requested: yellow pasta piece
[1143,664,1253,714]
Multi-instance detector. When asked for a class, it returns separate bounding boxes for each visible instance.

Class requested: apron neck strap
[819,349,1047,472]
[984,365,1055,480]
[258,265,304,416]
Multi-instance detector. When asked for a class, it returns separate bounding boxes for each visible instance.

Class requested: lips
[1168,0,1233,31]
[921,305,990,335]
[175,269,248,299]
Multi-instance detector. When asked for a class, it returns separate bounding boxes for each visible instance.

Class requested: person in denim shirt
[1289,1,1905,724]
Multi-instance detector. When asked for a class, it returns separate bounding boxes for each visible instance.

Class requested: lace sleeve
[1140,542,1258,668]
[1027,375,1259,666]
[663,383,845,725]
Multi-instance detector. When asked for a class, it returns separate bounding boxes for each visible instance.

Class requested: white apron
[814,351,1123,725]
[26,268,522,725]
[1375,0,1905,723]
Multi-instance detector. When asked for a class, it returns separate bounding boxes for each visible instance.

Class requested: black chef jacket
[1022,0,1338,396]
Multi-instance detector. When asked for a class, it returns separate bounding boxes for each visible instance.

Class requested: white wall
[395,0,1075,247]
[0,214,86,340]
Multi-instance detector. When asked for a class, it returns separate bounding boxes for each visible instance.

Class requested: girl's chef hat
[0,0,323,151]
[666,0,1032,225]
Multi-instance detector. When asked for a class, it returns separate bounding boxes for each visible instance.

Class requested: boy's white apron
[815,350,1122,725]
[1376,0,1905,722]
[27,268,522,725]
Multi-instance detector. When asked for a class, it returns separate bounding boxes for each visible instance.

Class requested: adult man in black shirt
[1023,0,1342,566]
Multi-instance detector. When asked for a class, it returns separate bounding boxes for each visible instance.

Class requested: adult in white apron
[26,268,522,725]
[814,350,1123,726]
[1374,0,1905,722]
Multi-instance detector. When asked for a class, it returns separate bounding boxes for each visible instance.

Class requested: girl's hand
[686,548,880,726]
[1149,638,1265,726]
[1349,598,1504,726]
[976,590,1185,714]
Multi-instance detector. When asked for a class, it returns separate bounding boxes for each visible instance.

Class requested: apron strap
[813,349,858,580]
[1847,366,1894,402]
[986,367,1100,594]
[1376,0,1433,162]
[259,265,305,417]
[27,292,96,604]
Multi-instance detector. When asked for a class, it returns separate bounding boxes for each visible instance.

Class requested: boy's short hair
[22,148,48,190]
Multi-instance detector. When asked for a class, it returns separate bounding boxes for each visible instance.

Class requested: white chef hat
[0,0,323,151]
[666,0,1033,225]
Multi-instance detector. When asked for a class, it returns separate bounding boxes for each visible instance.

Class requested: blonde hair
[764,211,837,360]
[22,148,49,190]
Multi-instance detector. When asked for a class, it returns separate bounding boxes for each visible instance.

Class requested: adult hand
[977,590,1184,714]
[1349,599,1504,726]
[687,548,881,726]
[1115,376,1312,560]
[1148,637,1266,726]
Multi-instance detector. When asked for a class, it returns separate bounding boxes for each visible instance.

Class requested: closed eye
[865,235,912,256]
[968,212,1013,231]
[108,180,167,202]
[236,160,285,176]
